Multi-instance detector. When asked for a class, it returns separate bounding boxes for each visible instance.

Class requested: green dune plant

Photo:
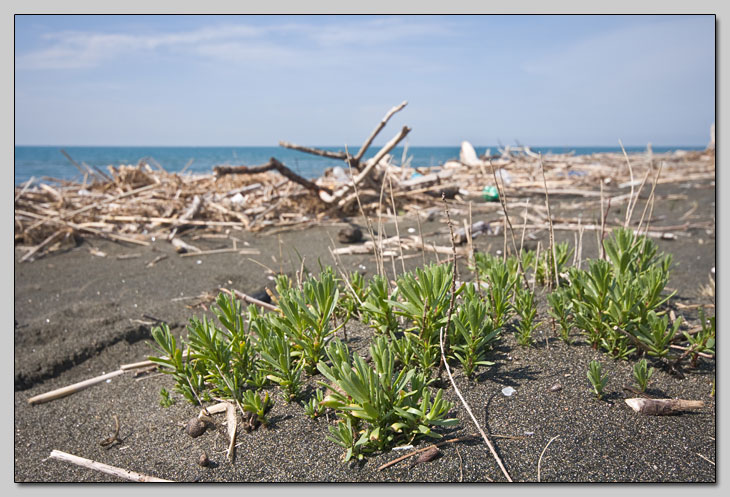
[448,284,500,378]
[317,337,458,461]
[587,360,609,400]
[632,358,654,393]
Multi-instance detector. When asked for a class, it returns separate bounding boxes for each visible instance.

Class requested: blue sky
[14,14,715,147]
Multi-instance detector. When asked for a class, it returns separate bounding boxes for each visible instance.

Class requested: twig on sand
[377,434,479,471]
[99,415,121,448]
[438,195,513,482]
[696,453,715,466]
[48,450,173,482]
[27,369,125,405]
[537,435,560,482]
[218,287,278,312]
[455,445,464,482]
[226,402,237,462]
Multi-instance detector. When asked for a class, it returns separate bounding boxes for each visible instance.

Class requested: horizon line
[14,143,708,149]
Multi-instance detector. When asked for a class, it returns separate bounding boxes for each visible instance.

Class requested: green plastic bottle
[482,185,499,202]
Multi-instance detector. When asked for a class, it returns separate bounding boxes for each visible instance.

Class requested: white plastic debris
[392,445,414,451]
[408,227,416,233]
[496,169,512,185]
[332,166,349,184]
[230,192,245,205]
[502,386,516,397]
[77,189,91,196]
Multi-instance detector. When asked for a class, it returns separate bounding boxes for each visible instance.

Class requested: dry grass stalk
[28,370,125,405]
[619,139,635,228]
[489,160,529,290]
[48,450,173,482]
[539,154,559,287]
[537,435,560,482]
[438,195,512,482]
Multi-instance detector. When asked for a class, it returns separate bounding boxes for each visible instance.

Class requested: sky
[14,14,715,147]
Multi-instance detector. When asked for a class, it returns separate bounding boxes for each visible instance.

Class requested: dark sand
[14,179,716,482]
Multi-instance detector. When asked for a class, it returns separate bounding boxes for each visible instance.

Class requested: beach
[14,160,716,482]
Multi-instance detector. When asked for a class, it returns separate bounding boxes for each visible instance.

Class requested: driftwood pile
[14,101,715,262]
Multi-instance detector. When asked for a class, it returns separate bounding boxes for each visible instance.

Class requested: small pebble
[198,452,210,467]
[186,418,207,438]
[337,226,363,244]
[550,383,563,392]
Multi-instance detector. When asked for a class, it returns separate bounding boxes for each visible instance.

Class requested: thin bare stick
[618,140,635,228]
[354,100,408,163]
[278,141,347,160]
[49,450,172,482]
[377,434,480,471]
[219,288,278,312]
[626,167,652,227]
[416,210,427,266]
[696,453,715,466]
[519,198,529,255]
[325,125,411,206]
[388,175,407,275]
[19,229,67,263]
[537,435,560,482]
[15,176,35,203]
[489,160,529,290]
[345,146,382,277]
[28,370,125,405]
[642,162,664,236]
[439,195,512,482]
[539,154,559,288]
[636,162,663,235]
[599,185,611,260]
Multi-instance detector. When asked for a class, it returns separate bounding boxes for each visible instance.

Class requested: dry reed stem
[388,175,407,275]
[539,154,560,288]
[489,160,530,290]
[636,162,663,236]
[438,195,513,482]
[619,139,635,228]
[537,435,560,482]
[49,450,173,482]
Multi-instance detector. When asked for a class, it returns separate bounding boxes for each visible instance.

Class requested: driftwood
[14,111,714,261]
[48,450,172,482]
[28,369,125,405]
[625,398,704,416]
[214,157,332,197]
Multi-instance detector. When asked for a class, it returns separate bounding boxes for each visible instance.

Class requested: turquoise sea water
[14,145,704,186]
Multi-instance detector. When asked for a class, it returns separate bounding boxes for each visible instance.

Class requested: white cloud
[16,17,456,70]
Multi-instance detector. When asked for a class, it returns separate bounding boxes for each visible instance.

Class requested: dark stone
[338,226,363,244]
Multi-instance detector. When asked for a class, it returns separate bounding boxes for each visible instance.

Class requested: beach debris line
[48,450,173,482]
[14,105,714,261]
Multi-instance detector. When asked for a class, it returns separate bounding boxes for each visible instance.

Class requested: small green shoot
[632,358,654,393]
[587,360,609,400]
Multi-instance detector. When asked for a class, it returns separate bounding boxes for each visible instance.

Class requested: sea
[14,145,705,186]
